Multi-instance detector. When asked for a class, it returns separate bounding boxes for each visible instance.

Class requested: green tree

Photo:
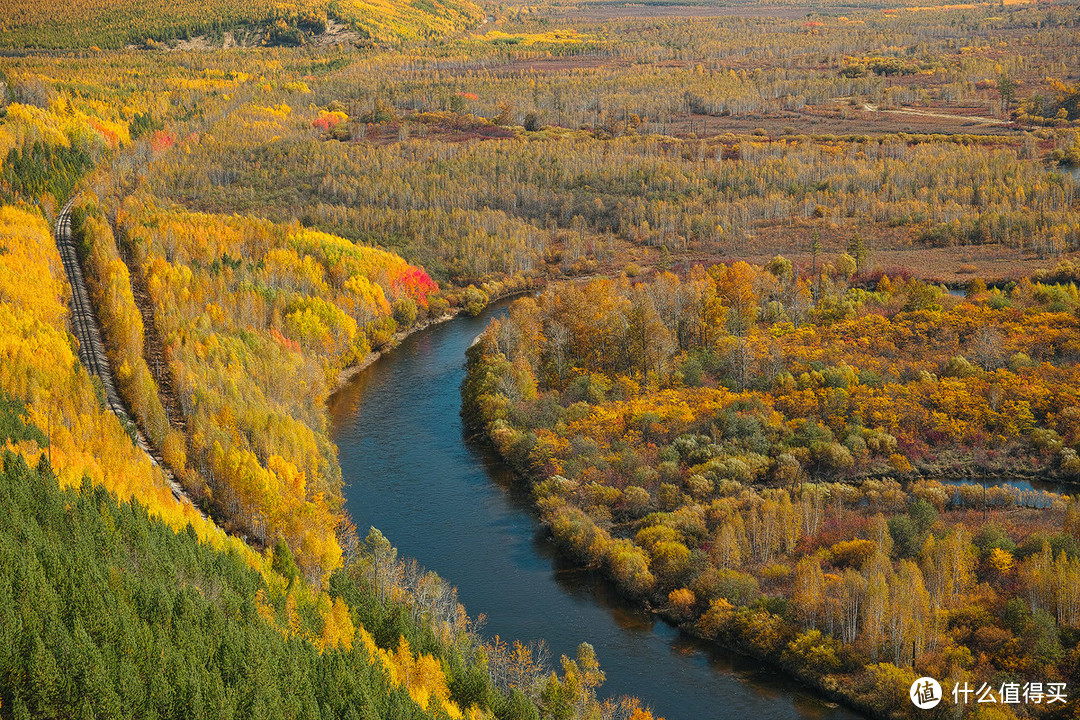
[847,232,869,277]
[999,74,1017,116]
[272,537,300,586]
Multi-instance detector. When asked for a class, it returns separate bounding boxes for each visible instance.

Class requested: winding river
[328,301,862,720]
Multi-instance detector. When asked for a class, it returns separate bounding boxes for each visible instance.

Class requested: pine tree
[847,232,868,277]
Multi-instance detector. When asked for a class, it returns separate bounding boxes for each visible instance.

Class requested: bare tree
[544,320,572,384]
[969,325,1006,371]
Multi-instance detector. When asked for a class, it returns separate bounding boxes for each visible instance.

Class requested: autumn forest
[0,0,1078,718]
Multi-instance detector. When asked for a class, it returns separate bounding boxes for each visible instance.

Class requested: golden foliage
[467,263,1080,712]
[0,204,259,568]
[0,0,482,49]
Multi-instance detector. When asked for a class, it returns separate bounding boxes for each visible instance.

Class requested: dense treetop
[465,264,1080,718]
[0,0,483,49]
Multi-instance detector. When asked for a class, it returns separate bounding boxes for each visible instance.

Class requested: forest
[0,0,483,49]
[0,194,652,719]
[0,0,1078,716]
[124,2,1080,286]
[464,264,1080,718]
[0,411,645,720]
[0,15,647,720]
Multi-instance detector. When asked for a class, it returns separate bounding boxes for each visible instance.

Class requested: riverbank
[460,390,883,720]
[464,403,1076,720]
[332,282,541,395]
[461,310,1080,720]
[332,300,861,720]
[332,310,461,394]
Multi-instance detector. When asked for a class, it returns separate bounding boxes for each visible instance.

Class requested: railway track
[54,198,202,516]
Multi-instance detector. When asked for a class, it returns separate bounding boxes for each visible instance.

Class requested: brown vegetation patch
[356,116,518,145]
[652,104,1019,139]
[669,234,1080,285]
[549,2,813,20]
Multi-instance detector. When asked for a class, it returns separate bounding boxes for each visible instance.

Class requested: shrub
[392,297,418,327]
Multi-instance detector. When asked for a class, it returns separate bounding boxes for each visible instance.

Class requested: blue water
[329,301,861,720]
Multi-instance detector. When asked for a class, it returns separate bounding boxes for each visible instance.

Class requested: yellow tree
[792,556,825,630]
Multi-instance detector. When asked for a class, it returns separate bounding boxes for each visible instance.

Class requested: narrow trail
[54,198,203,516]
[116,226,187,434]
[861,101,1010,126]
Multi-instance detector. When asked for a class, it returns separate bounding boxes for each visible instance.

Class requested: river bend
[329,301,861,720]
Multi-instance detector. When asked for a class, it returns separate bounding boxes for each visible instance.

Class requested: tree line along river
[328,299,863,720]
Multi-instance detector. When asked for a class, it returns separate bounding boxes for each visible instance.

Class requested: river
[328,301,862,720]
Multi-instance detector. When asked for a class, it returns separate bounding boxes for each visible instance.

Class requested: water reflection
[939,476,1062,494]
[936,476,1072,509]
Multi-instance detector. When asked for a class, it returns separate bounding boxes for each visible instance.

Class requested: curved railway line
[54,198,202,516]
